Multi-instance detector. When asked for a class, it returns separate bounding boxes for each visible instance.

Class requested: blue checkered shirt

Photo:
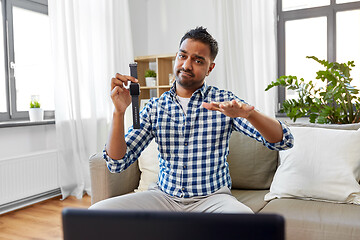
[104,83,293,198]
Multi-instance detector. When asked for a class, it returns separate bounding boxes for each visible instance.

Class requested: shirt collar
[169,81,209,99]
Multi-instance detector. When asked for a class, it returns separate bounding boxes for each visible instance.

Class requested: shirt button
[184,142,188,146]
[183,165,187,169]
[182,187,185,191]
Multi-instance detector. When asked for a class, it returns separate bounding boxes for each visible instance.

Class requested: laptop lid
[62,208,284,240]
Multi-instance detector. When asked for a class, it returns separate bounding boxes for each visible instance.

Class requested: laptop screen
[62,208,284,240]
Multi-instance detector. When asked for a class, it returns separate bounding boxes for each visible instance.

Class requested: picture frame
[140,99,150,110]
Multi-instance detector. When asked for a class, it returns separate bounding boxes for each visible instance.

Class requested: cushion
[227,131,278,189]
[264,126,360,204]
[231,189,270,213]
[135,139,159,192]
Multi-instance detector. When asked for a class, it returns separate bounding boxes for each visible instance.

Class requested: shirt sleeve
[103,98,156,173]
[231,95,294,151]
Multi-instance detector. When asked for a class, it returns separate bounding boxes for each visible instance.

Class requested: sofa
[89,122,360,240]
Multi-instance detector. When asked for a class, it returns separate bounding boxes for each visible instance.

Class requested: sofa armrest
[89,153,141,205]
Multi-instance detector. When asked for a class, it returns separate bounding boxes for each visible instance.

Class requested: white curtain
[213,0,277,116]
[48,0,134,199]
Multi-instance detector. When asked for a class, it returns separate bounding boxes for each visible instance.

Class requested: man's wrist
[113,110,125,118]
[244,109,257,120]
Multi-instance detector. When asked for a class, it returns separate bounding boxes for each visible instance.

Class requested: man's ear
[207,62,215,76]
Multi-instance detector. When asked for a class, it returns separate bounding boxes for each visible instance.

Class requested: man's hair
[179,26,218,61]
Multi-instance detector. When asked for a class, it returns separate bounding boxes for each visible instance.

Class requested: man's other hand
[202,100,255,118]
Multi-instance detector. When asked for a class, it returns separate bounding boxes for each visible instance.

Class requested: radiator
[0,150,59,206]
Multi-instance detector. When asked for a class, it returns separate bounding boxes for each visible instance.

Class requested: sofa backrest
[288,122,360,130]
[227,131,278,190]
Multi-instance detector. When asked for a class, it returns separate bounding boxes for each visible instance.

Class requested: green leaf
[268,56,360,124]
[30,100,40,108]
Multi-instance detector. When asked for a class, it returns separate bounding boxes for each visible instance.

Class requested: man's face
[173,38,215,91]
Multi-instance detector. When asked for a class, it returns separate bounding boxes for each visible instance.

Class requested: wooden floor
[0,194,91,240]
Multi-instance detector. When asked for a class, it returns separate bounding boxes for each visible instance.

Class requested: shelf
[135,54,176,100]
[140,86,157,90]
[134,54,175,62]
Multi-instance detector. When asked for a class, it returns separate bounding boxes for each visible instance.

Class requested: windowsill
[275,112,288,118]
[0,119,55,128]
[276,113,311,124]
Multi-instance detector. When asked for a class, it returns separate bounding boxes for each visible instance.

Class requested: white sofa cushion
[135,139,159,192]
[265,126,360,205]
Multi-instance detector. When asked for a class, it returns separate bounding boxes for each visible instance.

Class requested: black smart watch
[129,63,140,129]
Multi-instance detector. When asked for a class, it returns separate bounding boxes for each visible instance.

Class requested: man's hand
[204,99,283,143]
[106,73,139,160]
[202,100,255,118]
[111,73,138,114]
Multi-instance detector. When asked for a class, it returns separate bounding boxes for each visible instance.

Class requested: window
[0,0,54,121]
[277,0,360,112]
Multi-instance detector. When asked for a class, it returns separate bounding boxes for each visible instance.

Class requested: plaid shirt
[104,83,293,198]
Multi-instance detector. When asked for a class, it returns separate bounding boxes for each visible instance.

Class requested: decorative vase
[145,77,156,87]
[29,108,44,122]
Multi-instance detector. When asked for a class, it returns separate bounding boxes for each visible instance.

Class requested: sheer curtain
[213,0,277,116]
[48,0,134,199]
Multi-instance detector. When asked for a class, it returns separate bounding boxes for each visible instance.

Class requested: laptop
[62,208,285,240]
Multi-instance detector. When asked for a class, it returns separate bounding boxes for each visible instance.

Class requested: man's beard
[175,68,199,88]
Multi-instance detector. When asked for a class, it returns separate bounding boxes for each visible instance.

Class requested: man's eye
[178,54,185,59]
[195,60,203,64]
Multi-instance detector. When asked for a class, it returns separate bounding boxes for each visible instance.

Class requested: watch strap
[129,63,140,129]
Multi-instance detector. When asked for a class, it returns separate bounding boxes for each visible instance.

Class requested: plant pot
[145,77,156,87]
[29,108,44,122]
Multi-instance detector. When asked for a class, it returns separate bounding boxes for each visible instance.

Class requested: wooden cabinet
[134,54,176,100]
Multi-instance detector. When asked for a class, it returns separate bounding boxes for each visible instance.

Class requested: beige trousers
[89,185,253,214]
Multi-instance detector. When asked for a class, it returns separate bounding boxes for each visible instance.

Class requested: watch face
[130,83,140,95]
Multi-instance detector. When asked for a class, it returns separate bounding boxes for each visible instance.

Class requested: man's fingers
[111,78,123,90]
[206,100,254,110]
[112,73,138,90]
[233,100,239,108]
[219,101,234,109]
[202,102,213,110]
[111,86,122,98]
[111,85,129,97]
[203,101,236,111]
[115,73,138,83]
[202,102,221,111]
[203,100,255,118]
[203,101,254,112]
[240,102,255,112]
[111,86,119,97]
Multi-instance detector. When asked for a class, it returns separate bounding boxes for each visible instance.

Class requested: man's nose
[182,58,192,71]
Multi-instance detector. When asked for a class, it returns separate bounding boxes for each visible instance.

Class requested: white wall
[129,0,219,85]
[146,0,217,56]
[0,125,57,160]
[128,0,148,57]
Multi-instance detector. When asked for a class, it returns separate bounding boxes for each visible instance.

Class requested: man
[90,27,293,213]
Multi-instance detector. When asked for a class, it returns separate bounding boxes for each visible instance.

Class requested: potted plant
[265,56,360,124]
[145,69,156,87]
[29,96,44,122]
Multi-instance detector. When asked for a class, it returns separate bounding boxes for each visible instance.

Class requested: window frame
[277,0,360,115]
[0,0,53,122]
